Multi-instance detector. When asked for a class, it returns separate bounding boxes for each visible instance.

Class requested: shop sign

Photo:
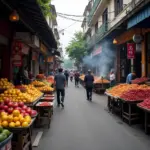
[92,46,102,56]
[127,43,135,59]
[47,56,53,62]
[32,35,40,48]
[12,41,22,66]
[40,42,47,54]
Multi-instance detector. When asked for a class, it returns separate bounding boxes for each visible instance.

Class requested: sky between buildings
[52,0,88,57]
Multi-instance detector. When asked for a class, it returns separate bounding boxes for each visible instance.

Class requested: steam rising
[83,41,116,77]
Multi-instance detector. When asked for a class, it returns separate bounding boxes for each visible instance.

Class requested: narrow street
[35,82,150,150]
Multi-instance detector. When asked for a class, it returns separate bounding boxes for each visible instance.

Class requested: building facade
[82,0,150,81]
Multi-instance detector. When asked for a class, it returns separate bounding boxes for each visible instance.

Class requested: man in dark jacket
[55,68,66,108]
[84,70,94,101]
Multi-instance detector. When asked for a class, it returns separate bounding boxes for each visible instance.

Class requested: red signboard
[127,43,135,59]
[92,46,102,56]
[12,41,22,66]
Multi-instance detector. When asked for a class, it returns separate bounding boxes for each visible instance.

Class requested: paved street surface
[35,82,150,150]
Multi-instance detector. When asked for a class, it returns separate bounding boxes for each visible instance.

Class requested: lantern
[113,39,118,44]
[9,10,19,22]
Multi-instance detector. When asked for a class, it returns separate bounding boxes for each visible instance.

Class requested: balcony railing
[86,23,107,50]
[88,0,101,24]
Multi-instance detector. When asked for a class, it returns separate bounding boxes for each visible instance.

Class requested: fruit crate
[0,134,13,150]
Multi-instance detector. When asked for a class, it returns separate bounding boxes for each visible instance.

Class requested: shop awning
[3,0,57,50]
[127,5,150,29]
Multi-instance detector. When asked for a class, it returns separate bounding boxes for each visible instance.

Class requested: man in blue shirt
[126,72,136,84]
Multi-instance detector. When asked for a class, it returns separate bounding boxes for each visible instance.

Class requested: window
[115,0,123,16]
[95,22,98,33]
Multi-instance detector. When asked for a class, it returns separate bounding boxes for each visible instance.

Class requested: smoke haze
[83,41,116,77]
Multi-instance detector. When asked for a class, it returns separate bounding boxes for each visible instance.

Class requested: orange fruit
[7,115,13,123]
[15,121,21,127]
[13,110,20,117]
[9,122,15,127]
[13,117,19,122]
[24,118,31,124]
[19,114,23,118]
[2,115,8,121]
[20,118,25,123]
[1,112,7,116]
[2,121,8,127]
[22,122,28,127]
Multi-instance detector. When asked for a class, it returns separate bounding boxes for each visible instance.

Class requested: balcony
[86,23,107,50]
[88,0,101,24]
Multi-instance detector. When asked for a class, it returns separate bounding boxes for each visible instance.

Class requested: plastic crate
[0,134,13,150]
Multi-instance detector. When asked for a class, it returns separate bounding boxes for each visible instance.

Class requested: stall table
[5,118,35,150]
[121,99,143,125]
[137,105,150,134]
[94,83,109,94]
[36,102,53,128]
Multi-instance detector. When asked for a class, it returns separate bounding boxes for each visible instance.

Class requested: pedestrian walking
[84,70,94,101]
[54,68,66,108]
[64,70,69,86]
[74,71,80,87]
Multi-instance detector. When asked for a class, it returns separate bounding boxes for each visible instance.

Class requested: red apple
[21,110,26,114]
[24,113,29,116]
[15,107,21,111]
[13,102,18,108]
[31,110,37,116]
[7,107,14,114]
[4,98,10,105]
[4,105,8,111]
[22,105,27,110]
[8,102,13,107]
[18,102,24,107]
[26,108,31,114]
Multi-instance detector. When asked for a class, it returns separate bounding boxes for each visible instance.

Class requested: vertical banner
[12,41,23,66]
[127,43,135,59]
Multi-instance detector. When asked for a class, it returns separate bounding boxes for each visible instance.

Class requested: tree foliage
[66,31,86,65]
[37,0,51,17]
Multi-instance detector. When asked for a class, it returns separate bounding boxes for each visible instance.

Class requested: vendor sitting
[126,72,136,84]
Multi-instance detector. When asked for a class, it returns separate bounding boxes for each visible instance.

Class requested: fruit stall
[106,83,150,133]
[93,77,110,94]
[0,78,55,149]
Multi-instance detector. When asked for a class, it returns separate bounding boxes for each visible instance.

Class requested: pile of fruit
[0,89,32,103]
[32,80,45,87]
[42,80,52,86]
[47,76,54,84]
[79,75,85,81]
[0,78,14,89]
[106,84,149,97]
[132,77,148,84]
[0,99,37,117]
[120,89,150,101]
[23,85,43,100]
[94,77,110,84]
[0,127,11,142]
[138,98,150,109]
[36,74,46,80]
[0,99,37,128]
[36,85,54,92]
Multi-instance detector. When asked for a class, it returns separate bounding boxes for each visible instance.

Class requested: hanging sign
[127,43,135,59]
[47,56,54,62]
[92,46,102,56]
[12,41,22,66]
[40,42,47,54]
